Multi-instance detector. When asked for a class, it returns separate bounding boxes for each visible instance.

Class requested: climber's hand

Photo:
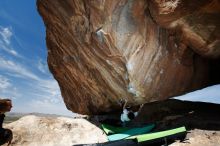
[119,98,127,105]
[140,104,144,108]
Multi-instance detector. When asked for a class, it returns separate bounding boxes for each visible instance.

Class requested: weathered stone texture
[37,0,220,114]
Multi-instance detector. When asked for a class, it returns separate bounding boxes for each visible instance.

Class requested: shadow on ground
[91,99,220,131]
[133,99,220,131]
[81,99,220,146]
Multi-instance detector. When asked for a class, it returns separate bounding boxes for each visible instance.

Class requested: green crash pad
[101,124,131,135]
[107,124,155,141]
[127,126,186,142]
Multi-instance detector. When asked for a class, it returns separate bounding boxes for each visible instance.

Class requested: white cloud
[24,76,72,115]
[9,77,71,116]
[29,78,63,104]
[0,10,23,30]
[0,56,40,80]
[0,56,65,106]
[0,75,11,90]
[37,59,48,74]
[0,40,19,56]
[0,57,61,102]
[0,75,21,99]
[0,56,71,116]
[0,27,12,45]
[0,26,21,57]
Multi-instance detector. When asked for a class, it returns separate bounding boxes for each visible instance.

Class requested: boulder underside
[37,0,220,114]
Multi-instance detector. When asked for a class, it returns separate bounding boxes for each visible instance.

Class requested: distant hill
[4,112,74,123]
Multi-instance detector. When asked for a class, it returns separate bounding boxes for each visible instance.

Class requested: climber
[0,99,13,146]
[120,99,144,127]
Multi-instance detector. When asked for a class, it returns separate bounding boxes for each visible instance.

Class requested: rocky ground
[3,115,107,146]
[91,99,220,146]
[171,129,220,146]
[140,99,220,146]
[2,99,220,146]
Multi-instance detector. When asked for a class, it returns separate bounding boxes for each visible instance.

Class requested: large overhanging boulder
[37,0,220,115]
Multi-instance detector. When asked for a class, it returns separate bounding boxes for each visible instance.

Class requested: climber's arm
[138,104,144,112]
[122,100,128,110]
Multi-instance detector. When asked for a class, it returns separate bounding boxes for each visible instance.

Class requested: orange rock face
[37,0,220,114]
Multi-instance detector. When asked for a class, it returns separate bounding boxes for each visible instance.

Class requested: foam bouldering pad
[107,124,155,141]
[74,139,138,146]
[127,126,186,142]
[75,127,186,146]
[101,124,130,135]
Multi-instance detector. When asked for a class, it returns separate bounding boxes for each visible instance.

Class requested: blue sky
[0,0,73,116]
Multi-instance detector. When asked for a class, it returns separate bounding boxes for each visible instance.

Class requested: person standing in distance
[0,99,13,146]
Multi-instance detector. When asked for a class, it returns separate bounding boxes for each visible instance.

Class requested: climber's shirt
[120,108,138,122]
